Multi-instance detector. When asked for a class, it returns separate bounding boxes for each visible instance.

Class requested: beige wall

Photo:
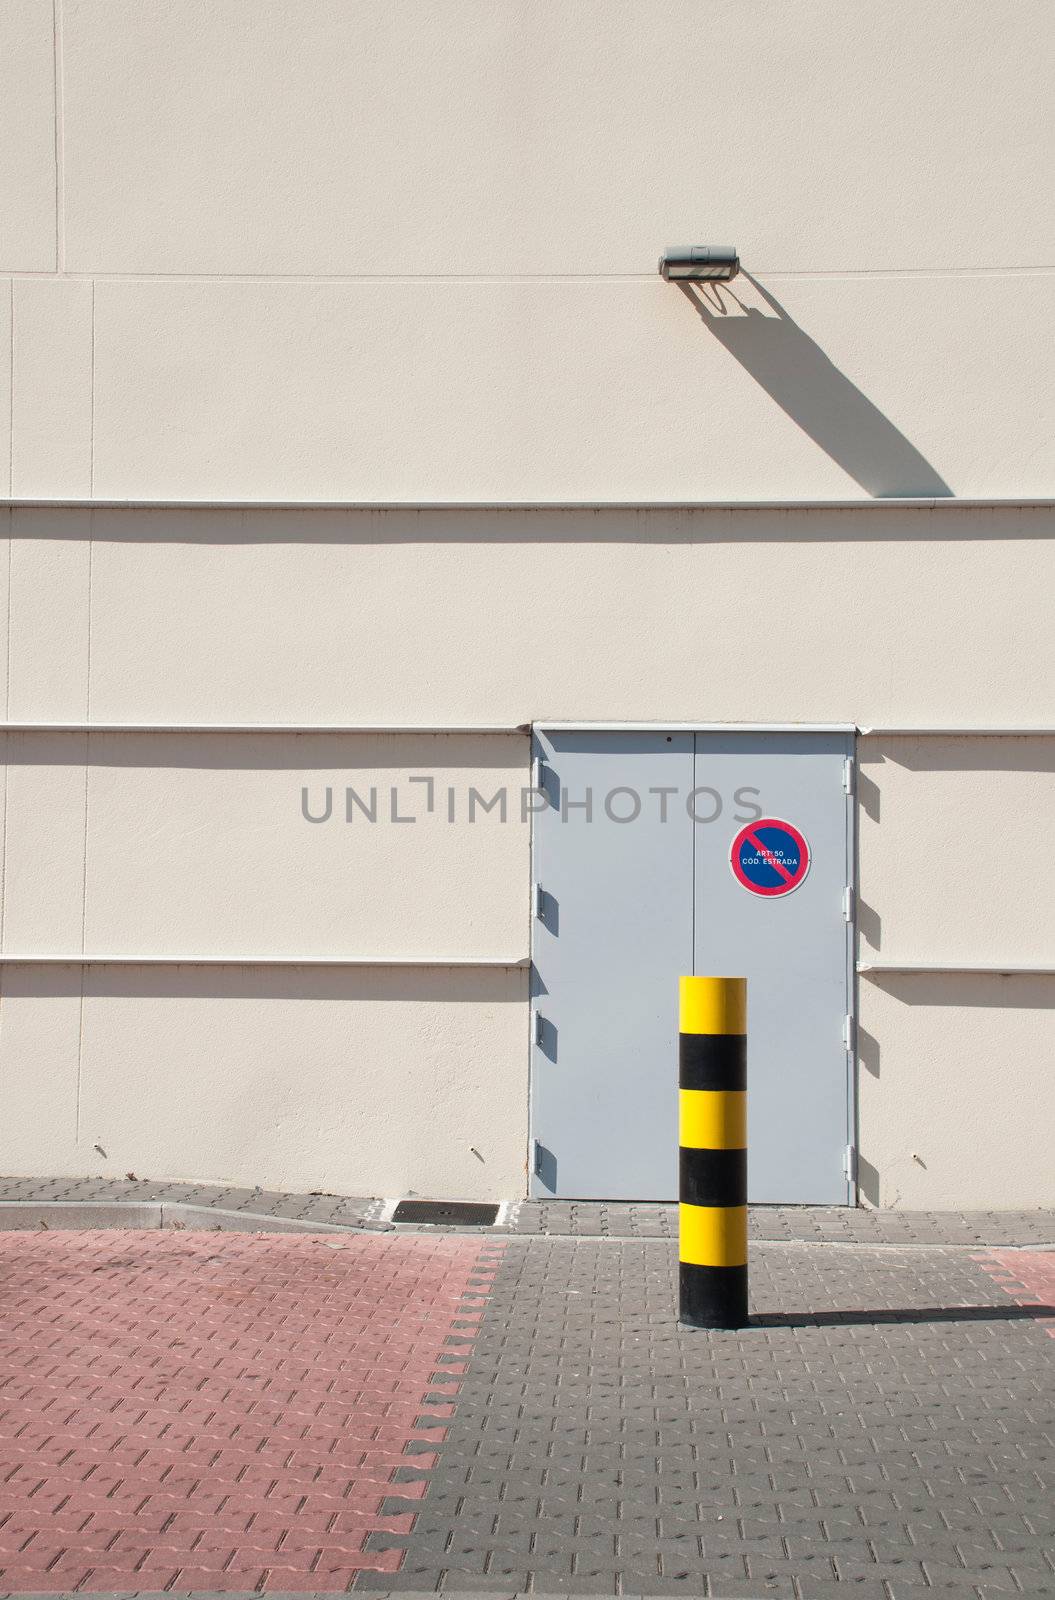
[1,0,1053,501]
[1,731,528,959]
[0,726,530,1196]
[0,511,1052,1205]
[856,975,1055,1212]
[4,263,1051,504]
[0,0,1052,1206]
[0,0,55,273]
[0,963,529,1199]
[51,0,1049,278]
[77,273,1054,501]
[856,736,1055,1210]
[3,504,1053,726]
[857,737,1055,966]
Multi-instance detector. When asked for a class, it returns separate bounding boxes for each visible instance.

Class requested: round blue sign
[730,817,811,898]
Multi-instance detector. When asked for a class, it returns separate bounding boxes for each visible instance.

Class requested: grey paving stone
[2,1188,1053,1598]
[1,1174,1052,1245]
[353,1580,443,1593]
[708,1578,797,1598]
[363,1236,1055,1595]
[441,1575,531,1592]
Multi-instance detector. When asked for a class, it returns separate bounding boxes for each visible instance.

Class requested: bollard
[678,975,748,1328]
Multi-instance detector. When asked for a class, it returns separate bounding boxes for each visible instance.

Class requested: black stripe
[679,1146,747,1209]
[679,1263,749,1329]
[679,1032,746,1091]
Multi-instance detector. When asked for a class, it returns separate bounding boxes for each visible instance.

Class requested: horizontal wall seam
[6,266,1055,283]
[2,498,1053,511]
[536,721,857,733]
[0,953,530,968]
[0,722,527,734]
[859,962,1055,975]
[3,723,1054,737]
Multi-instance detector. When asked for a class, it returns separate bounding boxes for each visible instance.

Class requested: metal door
[530,727,853,1203]
[692,732,853,1204]
[530,730,693,1200]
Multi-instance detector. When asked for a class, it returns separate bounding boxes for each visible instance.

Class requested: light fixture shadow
[679,272,953,499]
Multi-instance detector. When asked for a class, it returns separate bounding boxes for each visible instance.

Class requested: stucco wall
[3,504,1052,725]
[855,736,1055,1209]
[0,963,529,1199]
[856,975,1055,1211]
[1,0,1053,501]
[1,731,529,958]
[0,510,1052,1204]
[47,1,1049,278]
[0,0,1052,1205]
[0,725,531,1196]
[857,737,1055,965]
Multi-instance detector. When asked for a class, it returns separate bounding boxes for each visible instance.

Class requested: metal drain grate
[391,1199,499,1226]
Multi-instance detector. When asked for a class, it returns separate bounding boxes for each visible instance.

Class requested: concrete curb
[1,1188,1052,1246]
[0,1201,356,1234]
[2,1200,1052,1249]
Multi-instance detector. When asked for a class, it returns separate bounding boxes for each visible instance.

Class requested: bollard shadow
[751,1304,1053,1329]
[677,273,953,499]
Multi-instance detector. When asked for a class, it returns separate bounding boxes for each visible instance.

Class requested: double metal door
[530,729,854,1203]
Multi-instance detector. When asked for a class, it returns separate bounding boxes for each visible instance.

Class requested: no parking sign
[730,817,810,898]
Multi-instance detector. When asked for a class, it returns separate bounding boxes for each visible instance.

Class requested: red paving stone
[0,1229,500,1592]
[975,1248,1055,1336]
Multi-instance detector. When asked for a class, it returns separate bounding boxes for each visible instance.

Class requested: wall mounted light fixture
[659,246,739,282]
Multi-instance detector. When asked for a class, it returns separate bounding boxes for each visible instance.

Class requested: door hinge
[533,1138,544,1176]
[842,1013,855,1052]
[534,882,545,919]
[534,1012,546,1046]
[843,757,854,795]
[843,885,855,922]
[843,1143,857,1181]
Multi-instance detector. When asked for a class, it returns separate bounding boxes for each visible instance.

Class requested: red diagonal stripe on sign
[746,829,795,884]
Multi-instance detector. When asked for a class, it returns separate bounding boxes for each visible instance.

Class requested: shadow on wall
[855,969,1055,1203]
[21,507,1046,548]
[678,274,953,499]
[0,962,530,1003]
[862,971,1055,1010]
[856,1152,882,1208]
[0,730,529,772]
[863,737,1055,776]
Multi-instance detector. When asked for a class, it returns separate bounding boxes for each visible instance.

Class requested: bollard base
[679,1262,749,1329]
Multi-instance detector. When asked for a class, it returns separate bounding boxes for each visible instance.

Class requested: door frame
[527,721,859,1204]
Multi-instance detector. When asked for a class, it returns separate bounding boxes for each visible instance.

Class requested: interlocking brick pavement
[0,1228,1051,1598]
[976,1251,1055,1338]
[0,1231,501,1593]
[1,1175,1052,1247]
[360,1240,1055,1598]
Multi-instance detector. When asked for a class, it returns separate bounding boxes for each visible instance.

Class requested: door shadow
[678,273,953,499]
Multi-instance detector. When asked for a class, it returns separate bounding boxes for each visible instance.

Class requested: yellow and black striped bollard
[678,976,748,1328]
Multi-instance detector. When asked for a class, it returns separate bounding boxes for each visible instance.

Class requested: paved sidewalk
[0,1227,1051,1597]
[0,1231,500,1593]
[1,1175,1053,1247]
[364,1240,1055,1597]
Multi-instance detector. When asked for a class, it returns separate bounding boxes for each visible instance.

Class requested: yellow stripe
[679,1203,748,1267]
[679,1089,747,1150]
[679,976,746,1036]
